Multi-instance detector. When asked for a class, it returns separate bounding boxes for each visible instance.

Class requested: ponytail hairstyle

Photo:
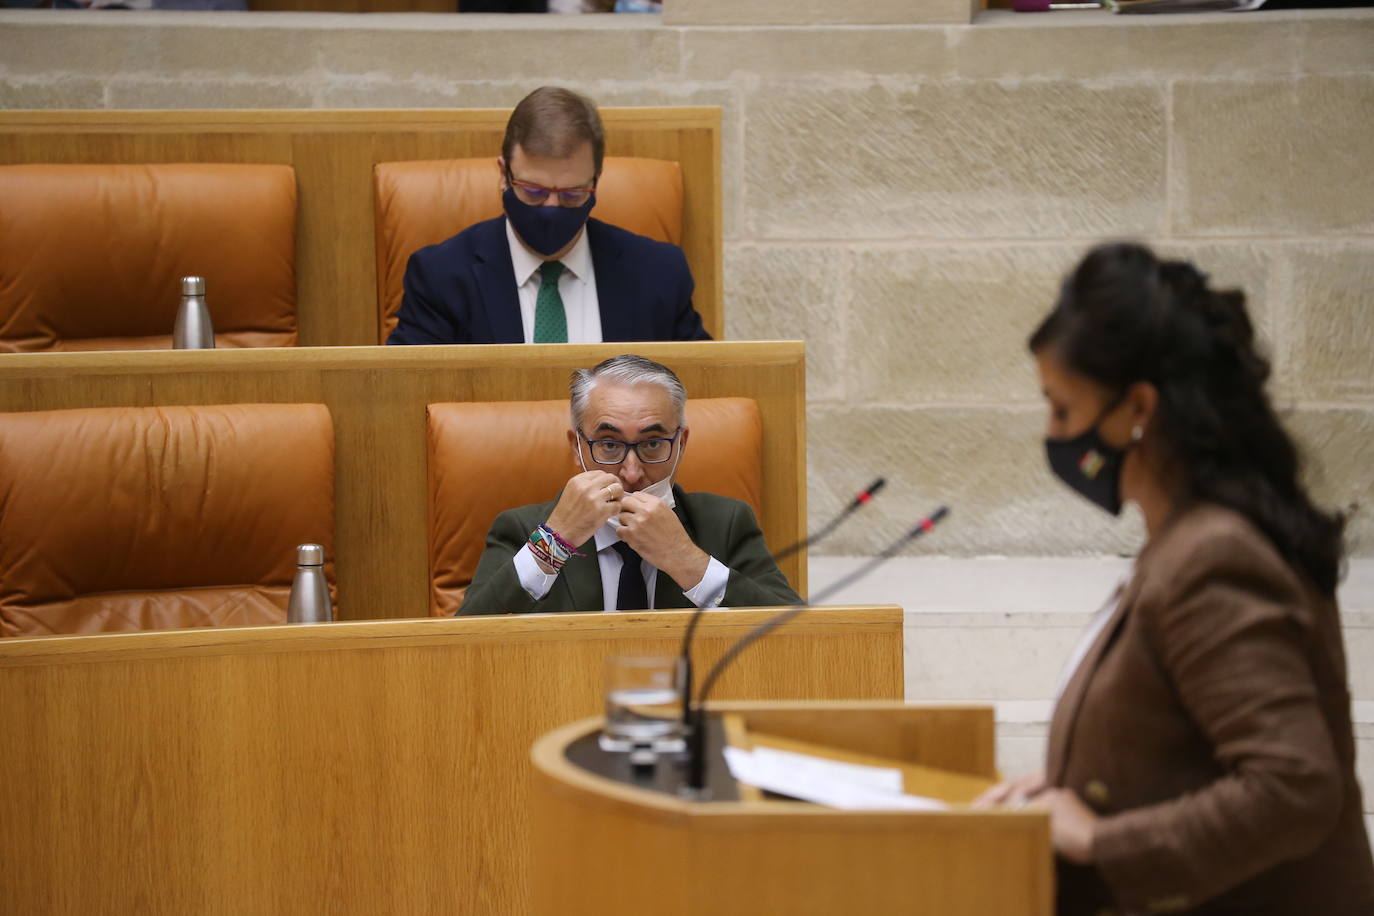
[1029,242,1345,595]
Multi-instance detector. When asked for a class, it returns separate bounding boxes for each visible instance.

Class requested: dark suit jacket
[386,217,710,345]
[1048,503,1374,915]
[458,486,801,615]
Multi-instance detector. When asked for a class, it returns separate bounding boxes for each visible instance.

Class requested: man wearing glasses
[460,355,799,614]
[387,87,709,345]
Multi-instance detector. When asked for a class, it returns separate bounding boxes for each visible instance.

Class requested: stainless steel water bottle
[172,276,215,350]
[287,544,333,624]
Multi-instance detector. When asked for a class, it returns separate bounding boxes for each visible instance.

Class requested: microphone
[771,477,886,564]
[684,505,950,793]
[677,478,887,726]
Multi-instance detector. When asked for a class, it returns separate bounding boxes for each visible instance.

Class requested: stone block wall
[1,7,1371,559]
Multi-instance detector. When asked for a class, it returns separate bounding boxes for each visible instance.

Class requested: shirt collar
[590,481,681,553]
[504,217,592,287]
[593,523,621,552]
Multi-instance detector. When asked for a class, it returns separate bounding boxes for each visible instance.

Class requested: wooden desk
[0,606,901,915]
[0,340,808,617]
[0,107,723,345]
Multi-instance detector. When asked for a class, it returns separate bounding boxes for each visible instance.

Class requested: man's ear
[567,428,581,470]
[497,157,509,192]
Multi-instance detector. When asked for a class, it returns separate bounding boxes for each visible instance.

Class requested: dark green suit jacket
[458,485,801,615]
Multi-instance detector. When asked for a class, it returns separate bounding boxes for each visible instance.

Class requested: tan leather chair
[373,157,684,343]
[426,397,760,615]
[0,163,298,352]
[0,403,335,637]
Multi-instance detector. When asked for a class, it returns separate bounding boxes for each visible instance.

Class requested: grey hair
[569,354,687,430]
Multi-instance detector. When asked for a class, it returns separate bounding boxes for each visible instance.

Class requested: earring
[1131,425,1144,442]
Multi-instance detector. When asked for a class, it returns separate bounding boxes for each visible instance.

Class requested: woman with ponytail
[976,242,1374,914]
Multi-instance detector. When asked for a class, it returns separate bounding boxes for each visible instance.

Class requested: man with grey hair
[460,354,800,614]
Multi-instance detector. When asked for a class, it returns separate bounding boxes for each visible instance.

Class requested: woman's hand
[974,771,1097,865]
[972,769,1046,809]
[1028,788,1098,865]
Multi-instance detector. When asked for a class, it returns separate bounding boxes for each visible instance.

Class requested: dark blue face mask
[1044,398,1131,516]
[502,187,596,258]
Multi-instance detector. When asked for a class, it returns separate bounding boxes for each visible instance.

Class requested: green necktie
[533,261,567,343]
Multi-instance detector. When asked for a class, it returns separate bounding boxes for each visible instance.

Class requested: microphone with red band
[770,477,886,564]
[677,478,887,725]
[684,504,951,793]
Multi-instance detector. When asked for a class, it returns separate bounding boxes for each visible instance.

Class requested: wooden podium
[531,702,1052,915]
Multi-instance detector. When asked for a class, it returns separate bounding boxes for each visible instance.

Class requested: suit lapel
[1046,579,1136,783]
[588,219,635,342]
[557,538,604,612]
[654,566,691,610]
[473,219,524,344]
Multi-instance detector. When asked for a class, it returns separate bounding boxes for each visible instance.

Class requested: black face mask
[1044,399,1130,516]
[502,187,596,258]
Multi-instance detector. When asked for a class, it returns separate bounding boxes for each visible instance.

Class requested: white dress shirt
[505,219,602,344]
[1055,575,1131,700]
[511,522,730,611]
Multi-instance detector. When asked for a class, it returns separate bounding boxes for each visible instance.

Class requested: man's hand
[544,470,623,549]
[616,492,709,591]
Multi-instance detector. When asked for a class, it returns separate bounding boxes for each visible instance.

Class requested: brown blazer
[1048,503,1374,915]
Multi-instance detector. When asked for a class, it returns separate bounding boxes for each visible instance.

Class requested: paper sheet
[724,745,949,812]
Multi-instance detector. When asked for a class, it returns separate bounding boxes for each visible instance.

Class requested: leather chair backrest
[0,403,335,637]
[0,163,298,352]
[427,396,760,616]
[373,156,684,343]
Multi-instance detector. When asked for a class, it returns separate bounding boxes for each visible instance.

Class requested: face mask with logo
[579,440,681,532]
[503,187,596,258]
[1044,398,1130,516]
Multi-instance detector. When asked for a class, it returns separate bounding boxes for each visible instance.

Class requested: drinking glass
[599,655,686,753]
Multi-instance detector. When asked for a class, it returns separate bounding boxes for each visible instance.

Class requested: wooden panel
[0,341,807,615]
[531,706,1051,916]
[0,108,724,345]
[0,606,902,915]
[720,700,998,778]
[736,730,995,802]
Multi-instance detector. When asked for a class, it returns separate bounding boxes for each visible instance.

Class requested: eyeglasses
[507,170,596,208]
[579,429,680,465]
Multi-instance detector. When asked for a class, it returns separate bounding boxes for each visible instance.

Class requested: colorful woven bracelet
[541,524,585,558]
[536,526,572,564]
[528,528,566,571]
[528,539,563,572]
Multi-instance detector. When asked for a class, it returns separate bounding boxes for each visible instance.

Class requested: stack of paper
[723,745,950,812]
[1107,0,1266,11]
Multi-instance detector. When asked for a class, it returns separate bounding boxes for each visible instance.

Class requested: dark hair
[1029,242,1345,594]
[502,87,605,178]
